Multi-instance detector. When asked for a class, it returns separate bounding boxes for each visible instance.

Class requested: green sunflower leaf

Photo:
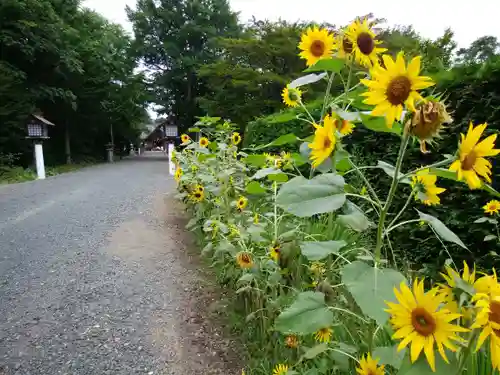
[337,201,372,232]
[299,240,347,260]
[246,181,266,195]
[251,167,281,180]
[248,133,299,151]
[289,73,327,88]
[378,160,411,184]
[301,343,329,360]
[372,346,406,369]
[342,261,407,326]
[360,113,402,135]
[274,291,334,334]
[276,173,346,217]
[304,58,345,73]
[244,154,267,167]
[417,211,467,249]
[397,349,458,374]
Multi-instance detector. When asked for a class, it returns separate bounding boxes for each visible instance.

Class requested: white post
[34,142,46,180]
[168,143,175,176]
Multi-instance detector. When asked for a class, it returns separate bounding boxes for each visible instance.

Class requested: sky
[83,0,500,48]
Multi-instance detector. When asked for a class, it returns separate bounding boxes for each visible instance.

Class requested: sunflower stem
[374,130,410,265]
[455,330,479,375]
[273,181,278,241]
[299,101,316,124]
[399,158,454,181]
[321,72,336,120]
[387,191,415,230]
[385,219,422,234]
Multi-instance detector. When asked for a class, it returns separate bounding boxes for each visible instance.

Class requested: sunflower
[385,280,468,371]
[282,86,302,107]
[471,284,500,370]
[411,169,446,205]
[236,252,253,269]
[361,52,435,127]
[308,114,336,167]
[309,261,326,276]
[314,327,333,343]
[190,190,204,203]
[334,117,355,135]
[356,353,385,375]
[272,364,289,375]
[236,196,248,211]
[269,243,280,261]
[194,184,204,194]
[345,19,386,68]
[285,335,299,348]
[199,137,209,148]
[174,167,182,182]
[449,122,500,189]
[484,200,500,215]
[263,152,276,166]
[336,28,354,61]
[181,134,190,143]
[232,132,242,145]
[253,212,259,224]
[410,100,452,153]
[439,262,477,318]
[441,262,476,289]
[298,26,335,67]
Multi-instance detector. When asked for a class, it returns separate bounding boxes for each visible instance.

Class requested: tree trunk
[65,123,71,164]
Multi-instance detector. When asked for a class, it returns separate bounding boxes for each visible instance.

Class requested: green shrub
[243,99,323,151]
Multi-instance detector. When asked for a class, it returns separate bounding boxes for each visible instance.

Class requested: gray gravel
[0,153,238,375]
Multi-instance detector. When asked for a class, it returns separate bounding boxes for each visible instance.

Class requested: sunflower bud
[410,100,452,153]
[317,280,336,303]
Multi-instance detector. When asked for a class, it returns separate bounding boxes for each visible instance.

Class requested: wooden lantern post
[26,114,55,180]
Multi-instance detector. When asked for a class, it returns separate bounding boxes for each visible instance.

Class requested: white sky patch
[83,0,500,48]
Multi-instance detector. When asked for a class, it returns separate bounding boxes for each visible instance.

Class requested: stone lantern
[26,113,55,179]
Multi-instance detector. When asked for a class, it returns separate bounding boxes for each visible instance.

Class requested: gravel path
[0,153,238,375]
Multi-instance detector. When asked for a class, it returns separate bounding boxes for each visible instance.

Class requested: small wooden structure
[26,113,55,179]
[26,114,55,139]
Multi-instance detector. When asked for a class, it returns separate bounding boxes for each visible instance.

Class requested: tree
[127,0,240,130]
[197,20,311,128]
[456,36,500,64]
[0,0,149,167]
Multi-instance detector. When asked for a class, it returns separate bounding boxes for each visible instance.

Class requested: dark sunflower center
[489,301,500,326]
[357,32,375,55]
[411,307,436,336]
[323,137,332,149]
[461,151,477,171]
[241,254,251,263]
[288,90,300,101]
[386,76,412,105]
[194,193,202,198]
[310,40,325,57]
[342,38,353,53]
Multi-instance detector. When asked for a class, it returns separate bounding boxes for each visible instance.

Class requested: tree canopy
[127,0,240,130]
[0,0,149,167]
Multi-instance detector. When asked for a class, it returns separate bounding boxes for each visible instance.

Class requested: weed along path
[0,152,238,375]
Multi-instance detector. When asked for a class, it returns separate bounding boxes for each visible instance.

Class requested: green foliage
[0,0,148,167]
[128,0,240,130]
[274,291,333,334]
[244,99,323,150]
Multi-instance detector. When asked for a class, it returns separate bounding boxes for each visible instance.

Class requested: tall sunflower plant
[265,18,500,375]
[174,17,500,375]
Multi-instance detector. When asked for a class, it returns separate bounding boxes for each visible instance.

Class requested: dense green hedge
[244,59,500,271]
